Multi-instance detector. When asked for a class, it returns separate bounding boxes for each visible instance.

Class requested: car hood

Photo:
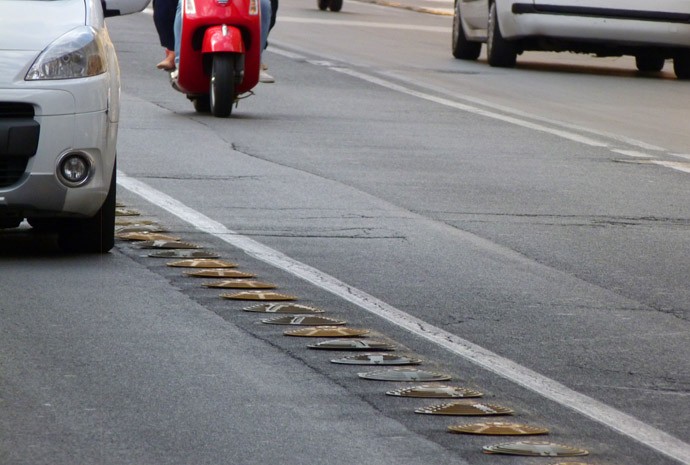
[0,0,87,52]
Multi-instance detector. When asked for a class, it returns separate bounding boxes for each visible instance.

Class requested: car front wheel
[673,51,690,80]
[452,1,481,60]
[635,54,665,73]
[57,162,116,254]
[486,2,516,68]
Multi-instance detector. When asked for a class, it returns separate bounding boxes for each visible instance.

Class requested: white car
[452,0,690,79]
[0,0,149,253]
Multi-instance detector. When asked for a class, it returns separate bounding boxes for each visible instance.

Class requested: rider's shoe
[170,69,182,92]
[157,49,176,71]
[259,71,275,83]
[259,63,274,83]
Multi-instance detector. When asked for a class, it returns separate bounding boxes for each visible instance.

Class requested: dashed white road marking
[270,47,689,176]
[278,16,448,33]
[118,172,690,465]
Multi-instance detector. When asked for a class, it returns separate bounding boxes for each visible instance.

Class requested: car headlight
[26,26,107,80]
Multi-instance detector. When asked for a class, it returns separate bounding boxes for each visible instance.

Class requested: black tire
[329,0,342,12]
[210,54,238,118]
[486,2,516,68]
[673,51,690,80]
[317,0,328,10]
[27,217,60,232]
[452,1,481,60]
[57,161,116,254]
[193,95,211,113]
[635,54,665,72]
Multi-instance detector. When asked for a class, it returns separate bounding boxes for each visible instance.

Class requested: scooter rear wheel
[210,54,239,117]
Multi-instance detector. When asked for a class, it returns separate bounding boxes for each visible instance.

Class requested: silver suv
[452,0,690,79]
[0,0,149,252]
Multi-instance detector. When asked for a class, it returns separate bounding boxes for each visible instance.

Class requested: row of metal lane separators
[114,203,598,464]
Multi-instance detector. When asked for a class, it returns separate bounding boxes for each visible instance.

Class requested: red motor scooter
[172,0,261,117]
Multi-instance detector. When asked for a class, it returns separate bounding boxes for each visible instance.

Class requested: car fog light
[57,152,93,187]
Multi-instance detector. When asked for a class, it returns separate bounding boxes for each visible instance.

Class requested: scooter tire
[210,54,238,118]
[317,0,328,10]
[329,0,342,11]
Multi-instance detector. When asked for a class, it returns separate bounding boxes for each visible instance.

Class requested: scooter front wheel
[210,54,239,117]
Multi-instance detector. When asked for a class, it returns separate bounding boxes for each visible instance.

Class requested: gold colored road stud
[150,250,220,259]
[548,462,591,465]
[220,291,297,301]
[482,441,589,457]
[358,368,451,382]
[116,232,180,241]
[185,269,256,278]
[137,240,200,249]
[168,259,238,269]
[284,326,370,337]
[115,207,140,216]
[244,303,325,314]
[116,219,159,226]
[331,354,421,365]
[262,316,345,325]
[116,225,167,234]
[204,280,276,290]
[386,385,483,399]
[307,339,394,351]
[448,422,548,435]
[415,401,513,416]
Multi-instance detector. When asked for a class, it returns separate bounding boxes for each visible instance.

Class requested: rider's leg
[174,0,182,68]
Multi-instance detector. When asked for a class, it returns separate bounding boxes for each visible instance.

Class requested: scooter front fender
[202,25,245,54]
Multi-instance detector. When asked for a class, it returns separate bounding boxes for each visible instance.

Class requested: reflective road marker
[119,173,690,465]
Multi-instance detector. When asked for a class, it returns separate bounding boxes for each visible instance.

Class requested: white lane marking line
[278,16,449,33]
[272,47,690,177]
[651,161,690,174]
[118,172,690,465]
[269,48,607,147]
[387,70,668,152]
[611,149,654,158]
[331,66,609,147]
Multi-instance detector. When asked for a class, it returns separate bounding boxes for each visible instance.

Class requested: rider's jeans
[173,0,272,67]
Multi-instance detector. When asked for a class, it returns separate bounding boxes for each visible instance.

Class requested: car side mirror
[102,0,150,17]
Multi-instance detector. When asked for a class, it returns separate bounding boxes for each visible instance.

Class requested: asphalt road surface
[1,1,688,465]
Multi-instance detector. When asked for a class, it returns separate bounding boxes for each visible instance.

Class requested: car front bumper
[0,77,117,220]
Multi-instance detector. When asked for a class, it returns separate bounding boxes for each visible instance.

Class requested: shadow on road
[0,227,64,257]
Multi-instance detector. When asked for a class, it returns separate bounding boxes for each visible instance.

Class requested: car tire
[673,51,690,80]
[486,2,516,68]
[635,54,665,73]
[452,1,481,60]
[57,161,116,254]
[329,0,343,12]
[27,217,60,232]
[317,0,328,10]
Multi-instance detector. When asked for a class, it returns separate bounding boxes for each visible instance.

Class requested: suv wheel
[674,51,690,80]
[452,1,481,60]
[635,54,665,72]
[486,2,516,68]
[57,161,116,254]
